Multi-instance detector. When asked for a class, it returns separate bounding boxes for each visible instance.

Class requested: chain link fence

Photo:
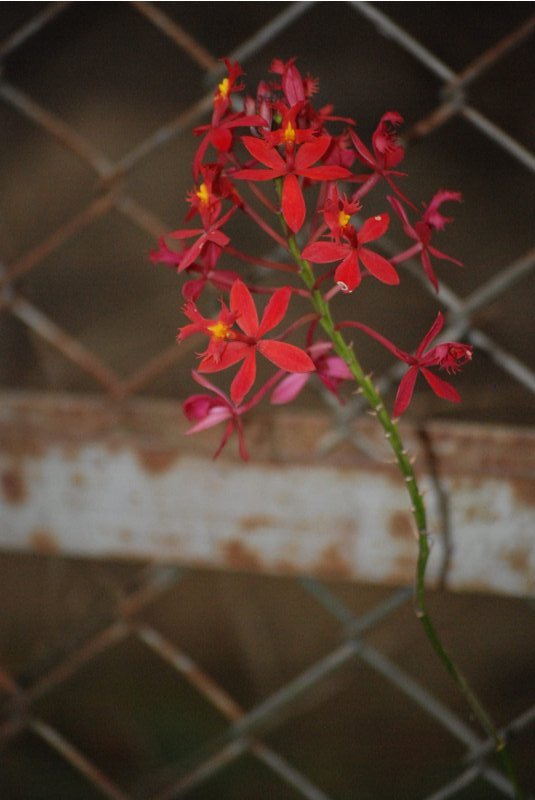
[1,3,534,798]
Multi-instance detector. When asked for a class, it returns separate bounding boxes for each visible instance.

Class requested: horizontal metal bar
[1,392,533,596]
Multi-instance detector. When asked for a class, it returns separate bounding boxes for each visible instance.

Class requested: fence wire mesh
[1,2,534,799]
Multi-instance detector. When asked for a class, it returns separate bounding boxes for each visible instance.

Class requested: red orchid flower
[322,184,362,241]
[389,191,463,291]
[264,102,318,149]
[193,110,267,179]
[151,230,235,300]
[345,312,473,416]
[212,60,244,120]
[233,134,350,233]
[302,212,399,293]
[271,341,352,405]
[349,112,413,205]
[185,176,222,228]
[150,237,183,269]
[168,206,235,272]
[178,279,315,405]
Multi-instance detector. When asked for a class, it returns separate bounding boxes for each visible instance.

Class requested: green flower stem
[277,196,522,796]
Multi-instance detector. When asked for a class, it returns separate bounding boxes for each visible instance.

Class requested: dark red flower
[349,112,413,205]
[346,312,473,416]
[389,191,462,291]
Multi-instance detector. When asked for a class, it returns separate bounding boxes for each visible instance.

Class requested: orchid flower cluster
[152,58,472,460]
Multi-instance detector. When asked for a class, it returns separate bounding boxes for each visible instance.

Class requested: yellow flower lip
[338,210,351,228]
[208,321,232,340]
[283,122,296,144]
[196,183,210,206]
[217,77,230,98]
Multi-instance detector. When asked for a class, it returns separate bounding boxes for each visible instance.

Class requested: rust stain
[315,543,352,579]
[389,511,413,540]
[30,529,59,555]
[70,471,86,488]
[463,504,500,524]
[1,467,27,505]
[239,514,275,533]
[502,546,532,577]
[511,478,535,507]
[220,539,264,571]
[136,447,180,473]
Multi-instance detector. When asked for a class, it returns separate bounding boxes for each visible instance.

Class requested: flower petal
[211,126,233,152]
[282,173,306,233]
[359,248,399,285]
[241,136,286,169]
[231,279,259,335]
[302,241,349,264]
[348,129,375,168]
[421,249,439,293]
[297,165,351,181]
[358,213,389,243]
[428,245,463,267]
[421,368,461,403]
[231,349,257,404]
[257,287,291,336]
[334,251,361,292]
[186,406,233,433]
[393,367,419,417]
[258,340,315,372]
[417,312,444,356]
[271,372,309,404]
[294,135,331,168]
[198,342,249,372]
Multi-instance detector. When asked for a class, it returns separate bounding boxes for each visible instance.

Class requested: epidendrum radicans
[152,58,522,794]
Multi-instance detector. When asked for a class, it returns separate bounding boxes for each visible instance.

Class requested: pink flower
[183,372,249,460]
[302,212,399,293]
[271,341,352,404]
[178,280,315,405]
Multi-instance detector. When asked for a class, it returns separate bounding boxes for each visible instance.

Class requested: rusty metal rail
[1,392,534,596]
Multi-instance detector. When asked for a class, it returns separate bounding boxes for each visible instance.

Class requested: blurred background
[0,3,534,798]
